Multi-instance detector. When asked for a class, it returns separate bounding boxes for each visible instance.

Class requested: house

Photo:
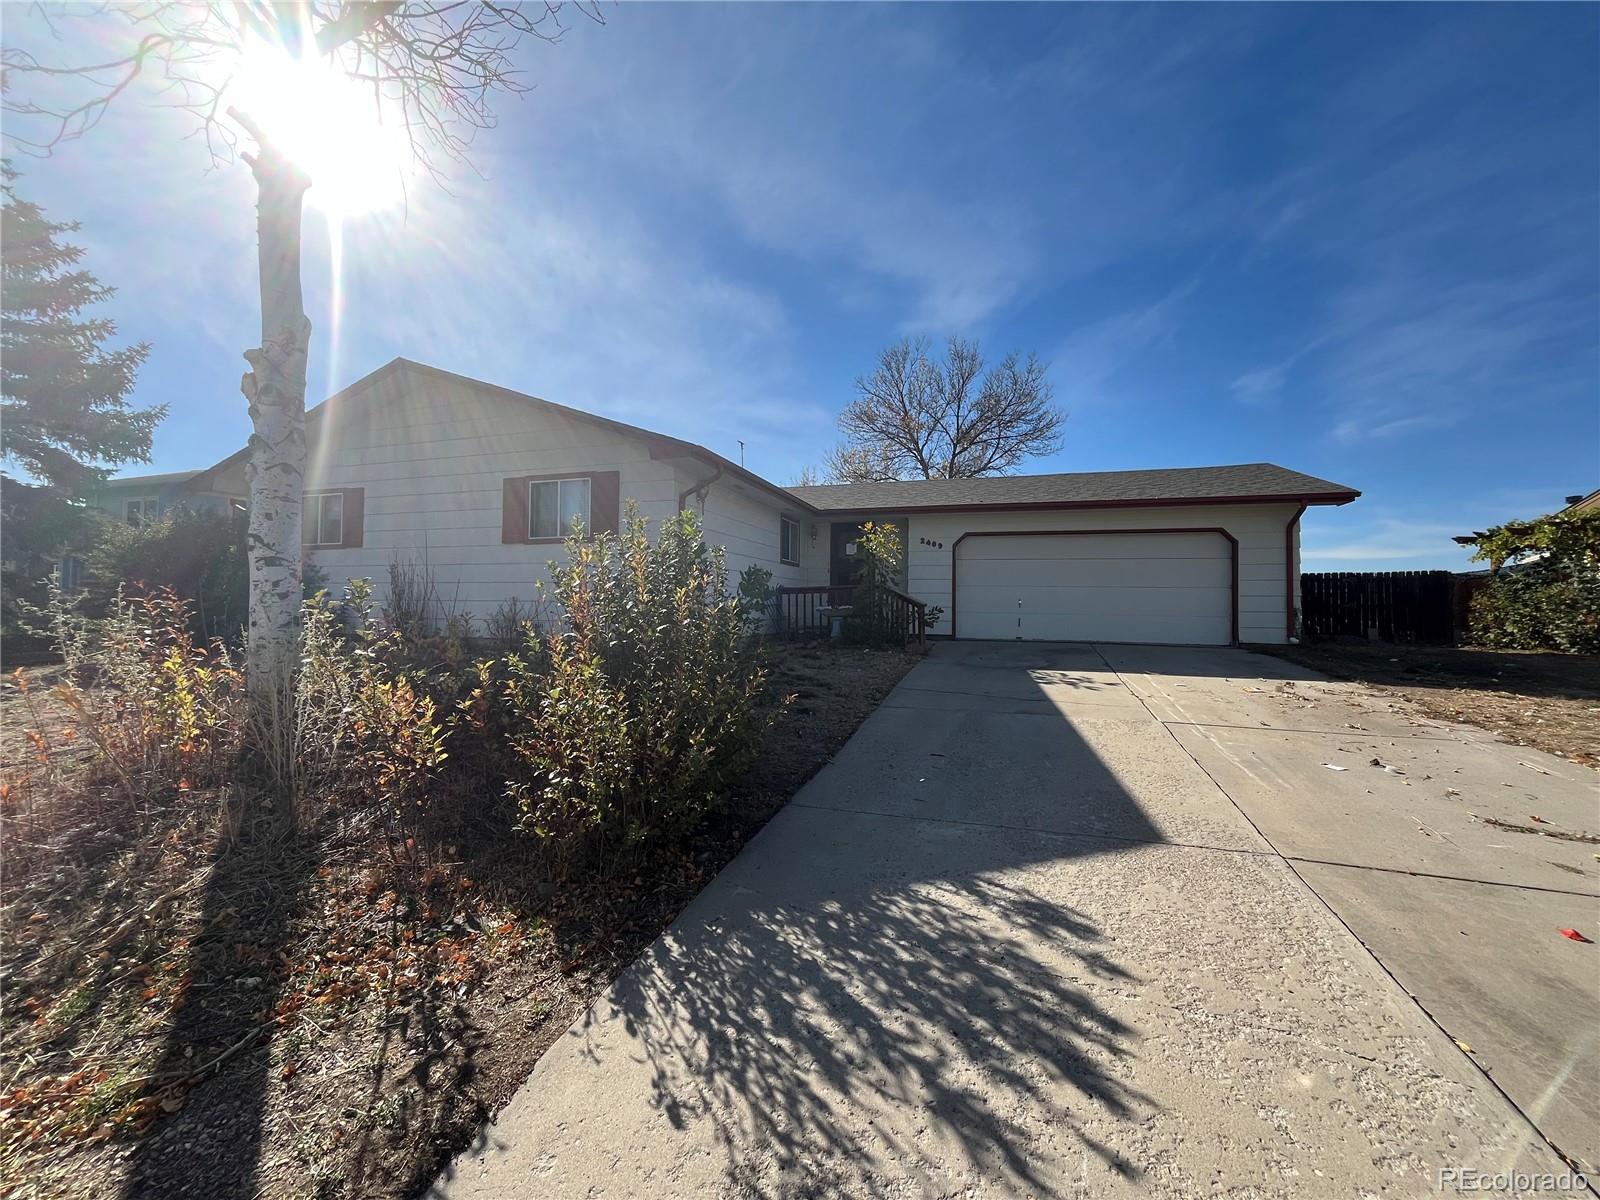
[1452,488,1599,552]
[1560,489,1599,514]
[187,358,1359,646]
[85,470,245,528]
[45,471,247,592]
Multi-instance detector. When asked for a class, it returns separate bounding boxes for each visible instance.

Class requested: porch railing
[773,584,928,646]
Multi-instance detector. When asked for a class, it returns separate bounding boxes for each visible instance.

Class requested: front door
[829,522,865,587]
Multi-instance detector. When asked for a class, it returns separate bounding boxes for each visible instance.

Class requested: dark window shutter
[502,477,530,543]
[591,471,621,535]
[341,488,364,548]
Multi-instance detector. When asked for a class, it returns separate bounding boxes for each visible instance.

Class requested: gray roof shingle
[784,463,1359,512]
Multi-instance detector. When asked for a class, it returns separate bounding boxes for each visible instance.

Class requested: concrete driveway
[433,642,1597,1199]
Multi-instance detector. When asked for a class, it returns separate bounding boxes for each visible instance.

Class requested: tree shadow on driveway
[604,865,1150,1197]
[588,649,1170,1198]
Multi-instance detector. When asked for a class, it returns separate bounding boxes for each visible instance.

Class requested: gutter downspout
[678,462,724,512]
[1285,503,1308,642]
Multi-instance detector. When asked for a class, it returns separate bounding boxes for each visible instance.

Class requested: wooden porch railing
[773,584,928,646]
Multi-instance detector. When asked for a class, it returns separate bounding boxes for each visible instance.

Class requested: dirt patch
[1258,642,1600,768]
[0,642,920,1200]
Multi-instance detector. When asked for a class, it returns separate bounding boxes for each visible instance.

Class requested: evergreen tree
[2,167,160,493]
[1,168,161,627]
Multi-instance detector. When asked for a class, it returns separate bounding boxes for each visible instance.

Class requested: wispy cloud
[1229,25,1599,445]
[326,163,830,467]
[1302,516,1469,566]
[1049,274,1200,406]
[1313,264,1592,444]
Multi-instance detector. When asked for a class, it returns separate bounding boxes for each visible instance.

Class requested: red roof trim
[806,491,1357,519]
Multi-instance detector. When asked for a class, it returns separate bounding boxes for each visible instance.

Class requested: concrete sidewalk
[431,642,1593,1199]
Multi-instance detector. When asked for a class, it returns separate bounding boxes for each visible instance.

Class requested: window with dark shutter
[302,489,364,548]
[502,471,620,544]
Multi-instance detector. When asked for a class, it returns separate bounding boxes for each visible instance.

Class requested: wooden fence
[1300,571,1457,644]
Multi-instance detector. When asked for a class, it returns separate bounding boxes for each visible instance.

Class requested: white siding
[303,367,680,624]
[689,479,811,591]
[881,503,1300,644]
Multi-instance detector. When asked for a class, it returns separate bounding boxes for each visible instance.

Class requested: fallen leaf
[1453,1038,1474,1054]
[1559,928,1593,944]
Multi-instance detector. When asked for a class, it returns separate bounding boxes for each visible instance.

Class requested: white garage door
[954,531,1233,644]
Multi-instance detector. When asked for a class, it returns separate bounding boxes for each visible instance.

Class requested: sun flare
[226,40,409,216]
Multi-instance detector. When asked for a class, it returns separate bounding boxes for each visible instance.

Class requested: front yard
[1259,641,1600,768]
[0,641,919,1200]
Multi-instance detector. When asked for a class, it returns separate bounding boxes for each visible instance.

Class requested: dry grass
[0,641,919,1200]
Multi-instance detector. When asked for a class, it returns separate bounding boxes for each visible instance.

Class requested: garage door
[953,531,1233,644]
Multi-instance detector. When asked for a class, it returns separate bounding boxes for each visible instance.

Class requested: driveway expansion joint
[1281,855,1599,899]
[1160,719,1460,741]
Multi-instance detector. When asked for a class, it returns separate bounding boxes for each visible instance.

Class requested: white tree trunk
[240,143,311,790]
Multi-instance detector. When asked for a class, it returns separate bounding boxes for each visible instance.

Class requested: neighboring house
[86,470,245,528]
[1452,488,1598,555]
[51,471,247,591]
[1560,489,1599,514]
[187,358,1359,646]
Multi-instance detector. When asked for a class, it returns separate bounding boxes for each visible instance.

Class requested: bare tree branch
[1,0,605,182]
[829,337,1064,483]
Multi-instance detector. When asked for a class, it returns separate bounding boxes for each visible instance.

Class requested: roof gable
[192,358,805,511]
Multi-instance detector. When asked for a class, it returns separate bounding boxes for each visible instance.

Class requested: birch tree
[3,1,599,786]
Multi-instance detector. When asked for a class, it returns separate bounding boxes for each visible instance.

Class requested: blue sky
[5,3,1597,569]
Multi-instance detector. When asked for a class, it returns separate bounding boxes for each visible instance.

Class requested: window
[529,477,591,540]
[125,498,156,527]
[502,472,616,545]
[780,516,801,565]
[299,489,363,549]
[305,492,344,546]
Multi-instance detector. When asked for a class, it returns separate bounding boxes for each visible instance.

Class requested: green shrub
[736,563,775,633]
[87,507,249,640]
[19,508,782,868]
[503,506,777,868]
[1466,510,1600,654]
[86,506,329,642]
[847,521,910,645]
